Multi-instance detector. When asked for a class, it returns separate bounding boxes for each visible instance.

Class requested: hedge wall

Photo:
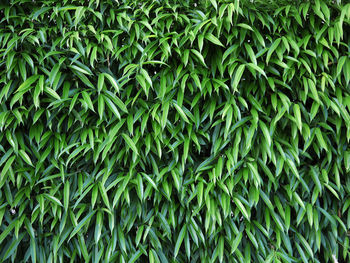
[1,0,350,262]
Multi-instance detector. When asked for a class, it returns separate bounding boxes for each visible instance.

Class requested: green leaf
[259,121,271,146]
[244,44,257,65]
[209,0,217,9]
[69,210,96,240]
[174,224,187,258]
[140,68,153,87]
[247,62,266,78]
[81,91,94,112]
[233,197,250,220]
[64,181,70,211]
[218,236,224,263]
[142,173,158,191]
[293,104,302,132]
[136,74,148,97]
[173,102,190,123]
[2,233,25,261]
[103,73,119,92]
[0,220,17,244]
[191,49,207,67]
[232,65,245,91]
[122,133,139,155]
[98,182,110,209]
[237,23,253,31]
[19,149,33,166]
[98,95,105,120]
[266,38,281,64]
[230,232,242,253]
[16,75,39,93]
[104,96,121,119]
[43,194,63,207]
[315,128,328,151]
[113,96,128,113]
[287,158,300,179]
[49,63,61,86]
[128,250,142,263]
[205,33,224,47]
[1,156,16,180]
[74,6,86,28]
[118,225,126,253]
[98,73,105,92]
[45,87,61,100]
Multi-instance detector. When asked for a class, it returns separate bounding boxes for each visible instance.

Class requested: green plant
[0,0,350,262]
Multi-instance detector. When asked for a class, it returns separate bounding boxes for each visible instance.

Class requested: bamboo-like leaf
[81,91,94,112]
[1,156,16,180]
[191,49,207,67]
[266,38,281,64]
[19,149,33,166]
[0,2,348,262]
[244,44,257,65]
[315,128,328,151]
[142,173,158,191]
[43,194,63,207]
[237,23,253,31]
[174,224,187,258]
[205,33,224,47]
[230,232,242,253]
[173,102,190,123]
[16,75,39,93]
[259,121,271,146]
[232,65,245,91]
[0,220,17,244]
[293,104,302,132]
[103,73,119,92]
[69,211,96,240]
[113,96,128,113]
[122,133,138,155]
[45,87,61,100]
[233,197,250,220]
[98,73,104,92]
[98,95,105,119]
[246,63,266,77]
[104,96,121,119]
[64,181,69,211]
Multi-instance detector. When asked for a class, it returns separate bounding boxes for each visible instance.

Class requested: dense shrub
[1,0,350,262]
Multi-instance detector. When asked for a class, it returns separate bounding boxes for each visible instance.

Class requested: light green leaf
[205,33,224,47]
[64,181,70,211]
[266,38,281,64]
[173,102,190,123]
[98,73,104,92]
[104,96,121,119]
[122,133,139,155]
[1,156,15,180]
[237,23,253,31]
[19,149,33,166]
[174,224,187,258]
[142,173,158,191]
[315,127,328,151]
[43,194,63,207]
[103,73,119,92]
[81,91,94,112]
[69,210,96,240]
[191,49,207,67]
[232,64,245,91]
[293,104,302,132]
[16,75,39,93]
[233,197,250,220]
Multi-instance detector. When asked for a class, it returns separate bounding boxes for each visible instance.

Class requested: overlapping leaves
[0,0,350,262]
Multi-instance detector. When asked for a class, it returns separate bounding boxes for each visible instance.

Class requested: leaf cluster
[0,0,350,262]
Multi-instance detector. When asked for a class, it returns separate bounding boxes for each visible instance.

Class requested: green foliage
[0,0,350,262]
